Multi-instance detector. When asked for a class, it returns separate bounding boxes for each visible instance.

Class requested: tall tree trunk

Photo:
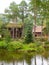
[33,0,37,41]
[22,10,24,38]
[16,17,17,22]
[14,17,17,22]
[41,19,43,38]
[46,18,49,42]
[16,28,17,39]
[48,33,49,41]
[41,18,44,38]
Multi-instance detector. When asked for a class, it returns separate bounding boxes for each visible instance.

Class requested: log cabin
[32,26,45,38]
[6,22,23,39]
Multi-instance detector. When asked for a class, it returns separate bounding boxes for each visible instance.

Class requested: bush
[40,38,47,42]
[45,41,49,45]
[1,29,11,43]
[28,43,37,48]
[0,41,7,49]
[7,41,23,51]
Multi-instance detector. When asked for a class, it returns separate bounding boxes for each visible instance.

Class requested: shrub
[1,29,11,43]
[45,41,49,45]
[0,41,7,49]
[7,41,23,51]
[36,37,47,42]
[28,43,37,48]
[4,30,11,43]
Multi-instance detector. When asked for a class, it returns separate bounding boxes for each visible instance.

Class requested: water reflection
[0,49,49,65]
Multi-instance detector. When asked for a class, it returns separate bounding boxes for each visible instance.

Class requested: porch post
[16,28,17,38]
[13,28,14,39]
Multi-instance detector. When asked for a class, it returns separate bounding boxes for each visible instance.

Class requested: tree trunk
[33,0,37,41]
[41,18,44,39]
[41,20,43,37]
[22,10,24,38]
[16,28,17,38]
[16,17,17,22]
[48,33,49,41]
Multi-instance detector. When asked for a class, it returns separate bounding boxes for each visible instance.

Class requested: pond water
[0,49,49,65]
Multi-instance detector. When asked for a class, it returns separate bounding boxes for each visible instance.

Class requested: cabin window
[35,34,37,37]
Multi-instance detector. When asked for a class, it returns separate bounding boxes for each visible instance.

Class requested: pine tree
[25,24,33,43]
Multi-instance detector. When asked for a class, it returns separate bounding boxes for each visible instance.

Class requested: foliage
[0,21,4,28]
[0,40,7,49]
[43,20,49,41]
[7,41,23,51]
[37,37,47,42]
[42,28,48,35]
[1,0,49,44]
[5,1,19,22]
[45,41,49,45]
[1,29,11,43]
[24,17,33,36]
[46,20,49,33]
[0,40,45,52]
[24,24,33,43]
[19,0,28,22]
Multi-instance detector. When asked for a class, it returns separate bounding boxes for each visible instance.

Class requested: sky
[0,0,28,14]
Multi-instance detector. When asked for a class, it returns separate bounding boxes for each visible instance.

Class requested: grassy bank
[0,40,46,52]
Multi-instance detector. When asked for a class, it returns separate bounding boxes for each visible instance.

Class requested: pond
[0,49,49,65]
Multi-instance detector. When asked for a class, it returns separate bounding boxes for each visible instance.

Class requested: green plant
[7,41,23,51]
[0,41,7,49]
[45,41,49,45]
[24,24,33,43]
[2,29,11,43]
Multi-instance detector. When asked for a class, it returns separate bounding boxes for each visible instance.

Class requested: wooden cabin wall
[8,28,22,39]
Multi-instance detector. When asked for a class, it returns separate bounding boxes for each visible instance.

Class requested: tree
[29,0,41,39]
[25,23,33,43]
[46,20,49,41]
[0,20,5,39]
[41,0,49,41]
[29,0,49,40]
[5,1,19,22]
[24,14,33,36]
[19,0,28,22]
[19,0,28,38]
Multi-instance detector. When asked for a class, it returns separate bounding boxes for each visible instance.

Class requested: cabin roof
[33,26,45,32]
[6,22,23,28]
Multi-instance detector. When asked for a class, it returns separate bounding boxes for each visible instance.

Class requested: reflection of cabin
[33,26,45,37]
[6,22,23,38]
